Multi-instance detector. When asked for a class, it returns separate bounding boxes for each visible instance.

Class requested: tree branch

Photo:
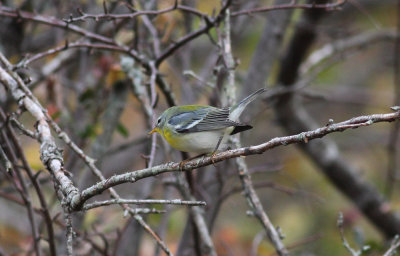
[78,109,400,207]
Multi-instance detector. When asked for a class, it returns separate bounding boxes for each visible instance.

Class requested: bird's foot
[179,153,206,171]
[210,151,218,166]
[179,159,189,171]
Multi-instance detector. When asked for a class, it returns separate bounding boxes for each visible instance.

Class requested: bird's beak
[148,127,158,135]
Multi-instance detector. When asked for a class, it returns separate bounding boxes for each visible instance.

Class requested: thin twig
[383,235,400,256]
[337,212,360,256]
[231,0,346,17]
[183,70,215,88]
[21,41,135,66]
[9,116,38,140]
[348,0,382,29]
[82,198,206,211]
[0,144,12,173]
[65,3,206,23]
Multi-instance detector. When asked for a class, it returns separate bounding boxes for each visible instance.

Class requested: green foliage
[116,122,129,138]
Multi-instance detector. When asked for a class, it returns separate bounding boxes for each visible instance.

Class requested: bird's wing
[169,107,239,133]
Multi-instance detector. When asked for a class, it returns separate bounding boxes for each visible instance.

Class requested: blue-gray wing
[170,107,239,133]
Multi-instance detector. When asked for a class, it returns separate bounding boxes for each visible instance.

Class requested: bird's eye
[157,118,161,124]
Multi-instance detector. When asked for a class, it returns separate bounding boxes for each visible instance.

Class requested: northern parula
[149,88,266,154]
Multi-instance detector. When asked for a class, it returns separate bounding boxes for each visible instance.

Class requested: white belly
[166,129,232,153]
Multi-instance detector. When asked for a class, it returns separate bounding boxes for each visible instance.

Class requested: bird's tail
[229,88,267,121]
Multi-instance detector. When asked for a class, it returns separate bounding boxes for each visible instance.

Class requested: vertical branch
[386,0,400,197]
[175,173,217,256]
[65,212,74,256]
[141,16,161,58]
[153,187,173,256]
[220,8,236,107]
[219,8,288,256]
[148,61,158,168]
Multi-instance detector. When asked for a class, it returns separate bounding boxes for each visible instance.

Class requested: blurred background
[0,0,400,255]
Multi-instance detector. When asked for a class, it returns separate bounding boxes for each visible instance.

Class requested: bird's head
[148,108,172,135]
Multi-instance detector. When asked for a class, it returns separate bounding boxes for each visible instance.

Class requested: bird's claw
[179,160,188,171]
[210,151,218,166]
[179,152,216,171]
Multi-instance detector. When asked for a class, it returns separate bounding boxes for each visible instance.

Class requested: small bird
[149,88,267,154]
